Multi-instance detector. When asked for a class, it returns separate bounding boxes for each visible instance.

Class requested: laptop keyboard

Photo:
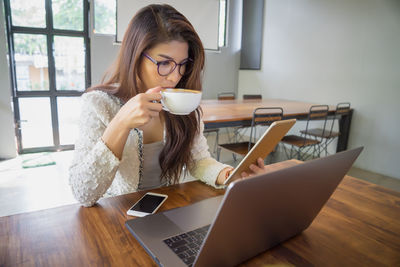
[163,224,210,266]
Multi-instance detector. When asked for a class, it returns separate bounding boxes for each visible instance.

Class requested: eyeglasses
[142,53,192,76]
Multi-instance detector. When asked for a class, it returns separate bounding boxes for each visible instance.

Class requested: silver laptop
[126,147,363,267]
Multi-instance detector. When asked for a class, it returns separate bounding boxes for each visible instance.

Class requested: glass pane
[57,97,82,145]
[218,0,226,47]
[10,0,46,28]
[94,0,116,35]
[14,34,49,91]
[19,98,53,148]
[54,36,85,91]
[52,0,83,31]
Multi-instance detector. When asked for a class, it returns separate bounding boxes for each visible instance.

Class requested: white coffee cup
[160,88,202,115]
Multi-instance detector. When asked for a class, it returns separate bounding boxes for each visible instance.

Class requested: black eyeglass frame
[142,52,193,76]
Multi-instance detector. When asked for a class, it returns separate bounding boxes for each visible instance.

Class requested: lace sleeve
[189,119,231,189]
[69,92,120,207]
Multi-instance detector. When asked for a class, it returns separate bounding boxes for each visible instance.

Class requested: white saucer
[162,107,190,115]
[169,112,190,115]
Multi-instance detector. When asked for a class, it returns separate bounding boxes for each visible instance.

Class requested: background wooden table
[201,99,352,152]
[201,99,335,124]
[1,169,399,266]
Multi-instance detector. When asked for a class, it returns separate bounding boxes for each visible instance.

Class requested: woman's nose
[166,67,182,83]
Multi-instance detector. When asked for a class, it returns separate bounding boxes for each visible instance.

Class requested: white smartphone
[127,192,168,217]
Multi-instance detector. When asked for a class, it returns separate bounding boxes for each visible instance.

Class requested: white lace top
[69,90,230,207]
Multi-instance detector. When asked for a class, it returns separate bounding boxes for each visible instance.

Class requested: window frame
[3,0,91,153]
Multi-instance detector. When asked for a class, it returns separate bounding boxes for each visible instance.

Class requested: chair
[232,94,263,144]
[281,105,329,160]
[218,92,237,142]
[217,92,235,100]
[243,94,262,100]
[301,102,351,156]
[204,92,237,157]
[203,126,220,157]
[217,107,284,161]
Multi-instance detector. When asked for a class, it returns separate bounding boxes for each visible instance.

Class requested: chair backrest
[249,107,284,151]
[335,102,351,116]
[217,92,236,100]
[308,105,329,120]
[326,102,351,138]
[243,94,262,100]
[303,105,330,138]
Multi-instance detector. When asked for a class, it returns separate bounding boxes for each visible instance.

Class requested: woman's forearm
[102,116,131,160]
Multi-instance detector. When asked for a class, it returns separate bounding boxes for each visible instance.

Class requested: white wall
[239,0,400,179]
[0,3,17,159]
[90,33,120,85]
[202,0,241,99]
[90,0,242,99]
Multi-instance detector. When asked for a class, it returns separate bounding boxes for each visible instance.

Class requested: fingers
[146,86,163,94]
[143,92,162,102]
[146,87,163,105]
[257,158,265,168]
[148,110,160,118]
[147,101,163,112]
[121,92,162,127]
[241,165,263,179]
[240,158,268,179]
[249,158,267,174]
[132,93,162,112]
[249,163,263,174]
[128,91,161,104]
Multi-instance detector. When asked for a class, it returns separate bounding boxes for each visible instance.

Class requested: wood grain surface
[1,161,399,266]
[200,98,351,153]
[201,99,336,124]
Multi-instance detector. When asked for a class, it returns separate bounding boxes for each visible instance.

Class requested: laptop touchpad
[164,195,223,231]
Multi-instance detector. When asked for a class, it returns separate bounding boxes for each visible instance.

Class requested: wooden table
[1,161,399,266]
[200,99,353,152]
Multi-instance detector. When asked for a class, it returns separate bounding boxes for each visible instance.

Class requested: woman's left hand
[216,158,269,185]
[240,158,269,178]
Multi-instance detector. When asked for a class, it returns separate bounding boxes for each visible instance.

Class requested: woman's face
[139,40,189,92]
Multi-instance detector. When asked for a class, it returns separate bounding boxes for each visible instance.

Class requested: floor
[0,151,77,217]
[1,134,399,218]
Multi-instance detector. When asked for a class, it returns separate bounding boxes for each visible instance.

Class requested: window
[218,0,227,47]
[13,33,49,91]
[52,0,84,31]
[10,1,46,28]
[116,0,226,50]
[4,0,90,153]
[94,0,116,35]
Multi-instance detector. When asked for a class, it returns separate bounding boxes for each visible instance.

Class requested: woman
[69,4,239,207]
[69,4,269,207]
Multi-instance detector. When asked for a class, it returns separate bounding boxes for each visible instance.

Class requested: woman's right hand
[116,86,163,130]
[101,86,163,159]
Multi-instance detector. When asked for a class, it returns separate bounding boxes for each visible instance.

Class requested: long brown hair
[88,4,205,184]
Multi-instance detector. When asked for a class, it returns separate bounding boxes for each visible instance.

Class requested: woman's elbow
[71,188,98,207]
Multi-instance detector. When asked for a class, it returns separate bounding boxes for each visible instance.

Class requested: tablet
[224,119,296,185]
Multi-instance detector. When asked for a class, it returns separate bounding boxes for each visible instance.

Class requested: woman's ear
[136,68,144,90]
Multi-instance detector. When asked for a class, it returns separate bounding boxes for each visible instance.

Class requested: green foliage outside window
[94,0,116,35]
